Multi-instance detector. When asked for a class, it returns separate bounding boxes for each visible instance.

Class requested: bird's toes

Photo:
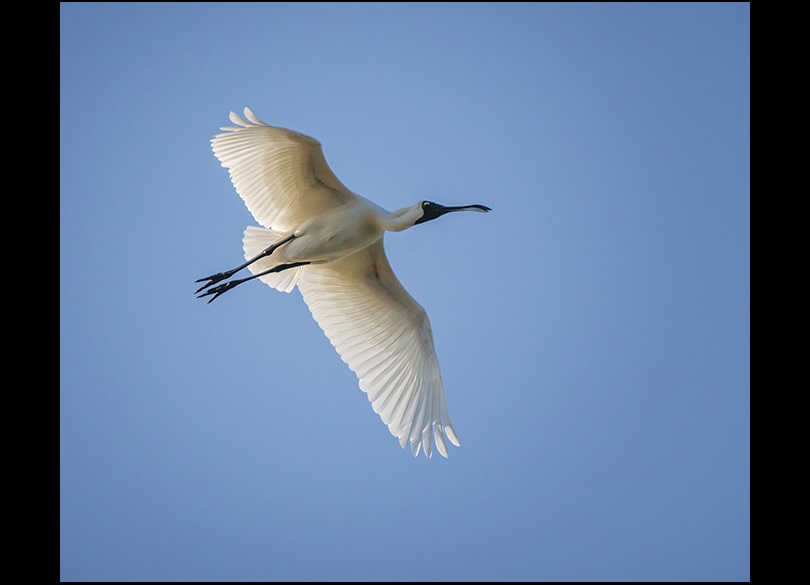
[196,280,236,302]
[194,273,216,284]
[194,272,229,294]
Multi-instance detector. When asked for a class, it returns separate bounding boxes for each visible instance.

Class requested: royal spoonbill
[195,108,490,458]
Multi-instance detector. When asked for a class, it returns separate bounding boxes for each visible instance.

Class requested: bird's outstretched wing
[211,108,357,232]
[298,239,460,458]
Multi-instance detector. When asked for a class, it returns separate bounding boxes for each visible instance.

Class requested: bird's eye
[423,201,430,207]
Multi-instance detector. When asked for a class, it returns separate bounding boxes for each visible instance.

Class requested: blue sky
[60,3,749,581]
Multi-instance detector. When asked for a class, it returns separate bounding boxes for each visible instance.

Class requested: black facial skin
[414,201,492,225]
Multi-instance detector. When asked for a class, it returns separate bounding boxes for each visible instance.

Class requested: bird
[195,107,490,458]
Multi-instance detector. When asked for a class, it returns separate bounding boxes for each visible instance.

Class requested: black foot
[194,271,235,294]
[196,279,242,303]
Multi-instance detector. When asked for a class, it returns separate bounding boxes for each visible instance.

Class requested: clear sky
[60,3,749,581]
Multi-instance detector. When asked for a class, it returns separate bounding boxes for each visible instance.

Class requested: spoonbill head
[195,107,490,458]
[415,201,492,225]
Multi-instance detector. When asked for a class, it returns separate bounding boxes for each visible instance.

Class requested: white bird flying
[196,107,490,458]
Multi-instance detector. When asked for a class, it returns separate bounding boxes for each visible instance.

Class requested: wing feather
[211,107,356,232]
[298,240,460,457]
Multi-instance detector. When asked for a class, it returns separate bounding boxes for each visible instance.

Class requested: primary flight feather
[196,107,490,457]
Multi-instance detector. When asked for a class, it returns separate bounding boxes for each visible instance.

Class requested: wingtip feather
[445,426,460,447]
[228,110,249,126]
[243,107,265,125]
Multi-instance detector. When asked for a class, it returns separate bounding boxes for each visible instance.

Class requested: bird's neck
[380,205,421,232]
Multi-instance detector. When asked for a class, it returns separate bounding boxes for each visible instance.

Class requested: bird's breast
[286,206,383,264]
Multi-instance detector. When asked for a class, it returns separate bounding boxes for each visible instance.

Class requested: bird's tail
[242,226,304,293]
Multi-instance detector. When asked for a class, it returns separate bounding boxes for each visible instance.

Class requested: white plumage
[197,107,490,457]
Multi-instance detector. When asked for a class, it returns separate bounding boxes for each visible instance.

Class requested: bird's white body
[283,200,386,264]
[201,108,489,457]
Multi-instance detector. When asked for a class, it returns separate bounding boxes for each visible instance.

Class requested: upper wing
[297,239,460,458]
[211,108,357,232]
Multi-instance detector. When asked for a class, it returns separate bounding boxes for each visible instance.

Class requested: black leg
[196,261,310,303]
[195,234,297,294]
